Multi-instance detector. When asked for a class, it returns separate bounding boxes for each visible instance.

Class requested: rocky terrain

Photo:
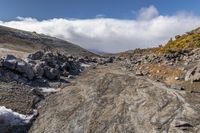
[0,49,113,133]
[29,62,200,133]
[1,26,200,133]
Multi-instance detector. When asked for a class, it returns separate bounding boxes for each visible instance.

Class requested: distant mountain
[0,25,96,57]
[88,49,110,55]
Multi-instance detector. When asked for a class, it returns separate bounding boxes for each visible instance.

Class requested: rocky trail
[29,63,200,133]
[1,49,200,133]
[2,25,200,133]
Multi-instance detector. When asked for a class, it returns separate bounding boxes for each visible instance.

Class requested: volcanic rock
[28,51,44,60]
[2,55,17,70]
[44,67,60,80]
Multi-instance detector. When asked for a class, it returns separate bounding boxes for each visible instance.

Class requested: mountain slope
[159,27,200,53]
[30,63,200,133]
[0,25,95,56]
[116,27,200,57]
[2,25,200,133]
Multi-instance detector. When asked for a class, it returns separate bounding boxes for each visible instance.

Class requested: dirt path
[30,63,200,133]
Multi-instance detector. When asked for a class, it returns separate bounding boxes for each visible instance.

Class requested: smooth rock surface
[30,64,200,133]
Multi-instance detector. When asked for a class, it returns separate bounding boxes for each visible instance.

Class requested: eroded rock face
[30,64,200,133]
[185,63,200,82]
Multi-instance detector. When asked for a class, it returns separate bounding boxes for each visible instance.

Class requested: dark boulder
[2,55,17,70]
[1,55,35,80]
[28,51,44,60]
[44,67,60,80]
[16,60,34,80]
[34,62,45,78]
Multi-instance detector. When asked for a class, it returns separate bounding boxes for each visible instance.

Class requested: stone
[2,55,17,70]
[171,84,184,90]
[17,77,28,85]
[105,57,114,63]
[28,51,44,60]
[61,62,70,71]
[0,123,10,133]
[41,53,55,64]
[24,64,35,80]
[1,55,35,80]
[15,61,35,80]
[142,70,149,75]
[44,67,60,80]
[185,65,200,82]
[61,71,69,77]
[0,70,20,82]
[16,60,27,73]
[34,63,45,77]
[175,35,181,39]
[135,70,143,76]
[175,77,180,80]
[32,88,45,99]
[16,59,34,80]
[66,61,81,75]
[67,75,75,79]
[77,58,85,63]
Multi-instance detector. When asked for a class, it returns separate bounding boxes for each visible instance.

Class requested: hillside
[0,25,95,57]
[2,26,200,133]
[159,27,200,53]
[116,27,200,57]
[29,27,200,133]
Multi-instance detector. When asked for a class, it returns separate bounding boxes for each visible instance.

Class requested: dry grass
[155,28,200,54]
[0,47,28,58]
[138,63,184,85]
[0,35,40,52]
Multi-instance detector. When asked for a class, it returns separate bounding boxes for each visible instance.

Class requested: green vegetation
[121,27,200,56]
[159,29,200,53]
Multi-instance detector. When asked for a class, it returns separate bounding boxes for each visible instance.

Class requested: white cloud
[0,5,200,53]
[137,5,159,20]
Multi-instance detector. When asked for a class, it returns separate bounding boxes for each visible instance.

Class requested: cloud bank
[1,5,200,53]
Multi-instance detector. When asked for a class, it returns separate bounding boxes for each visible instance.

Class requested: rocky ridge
[0,50,113,133]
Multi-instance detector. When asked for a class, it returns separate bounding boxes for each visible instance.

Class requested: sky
[1,0,200,53]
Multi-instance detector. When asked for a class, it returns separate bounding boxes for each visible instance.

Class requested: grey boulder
[2,55,17,70]
[34,62,45,78]
[16,60,35,80]
[44,67,60,80]
[28,51,44,60]
[185,64,200,82]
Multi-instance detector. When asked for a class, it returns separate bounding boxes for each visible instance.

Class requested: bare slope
[0,25,95,56]
[30,63,200,133]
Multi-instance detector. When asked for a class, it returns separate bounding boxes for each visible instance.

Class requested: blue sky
[0,0,200,20]
[1,1,200,52]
